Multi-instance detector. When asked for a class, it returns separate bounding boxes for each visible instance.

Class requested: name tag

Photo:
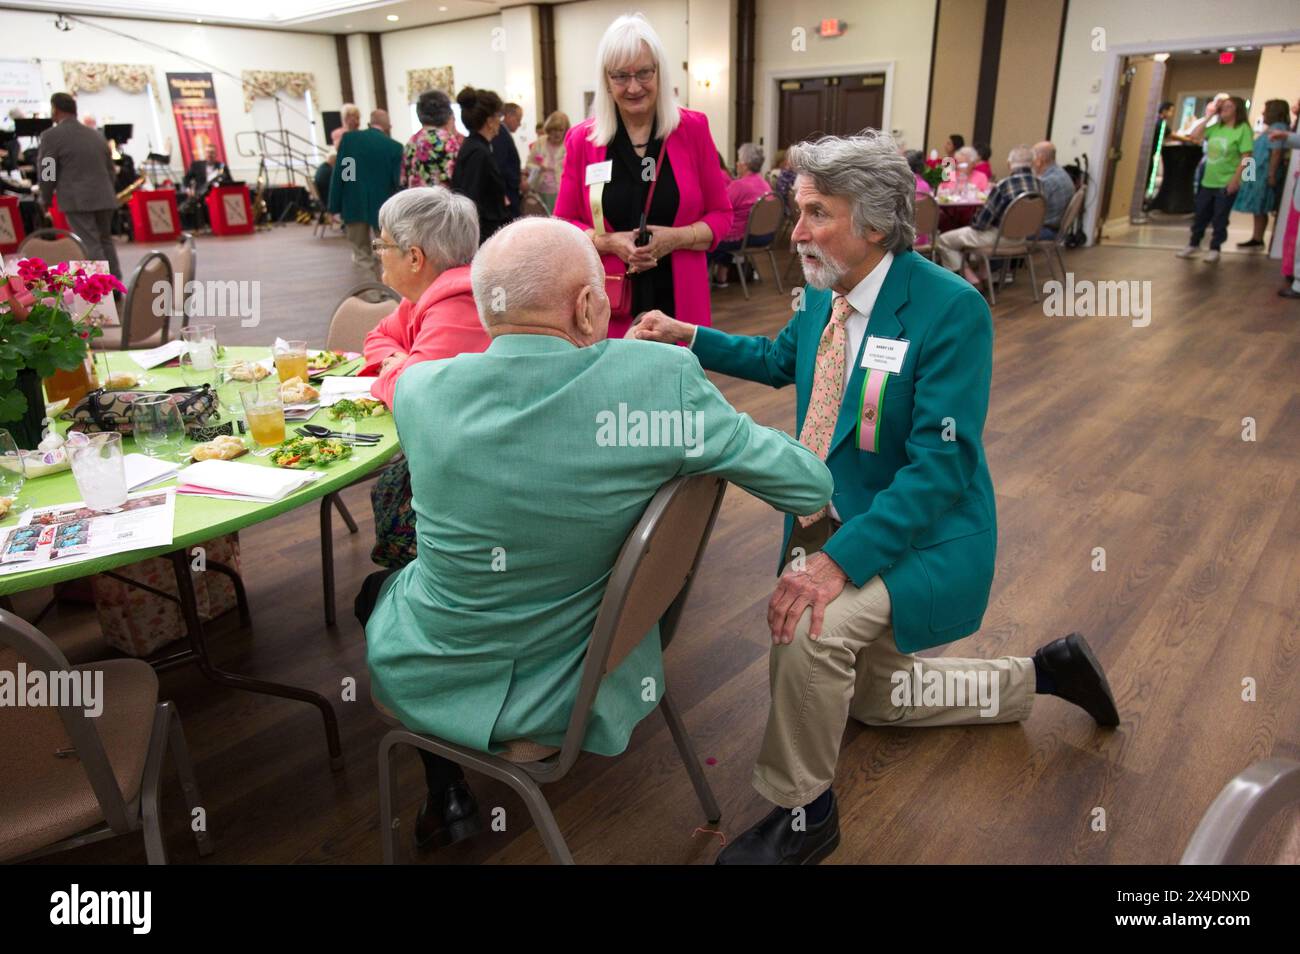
[585,161,613,186]
[860,336,909,374]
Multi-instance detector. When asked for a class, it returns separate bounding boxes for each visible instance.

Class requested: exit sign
[818,19,846,37]
[1219,51,1234,64]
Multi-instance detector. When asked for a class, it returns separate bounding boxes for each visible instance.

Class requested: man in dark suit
[183,143,231,198]
[36,92,121,278]
[330,109,403,272]
[491,102,523,221]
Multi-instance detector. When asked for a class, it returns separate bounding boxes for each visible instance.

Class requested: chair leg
[512,773,575,865]
[1027,248,1041,303]
[140,704,171,865]
[165,702,215,857]
[767,248,784,294]
[378,730,405,865]
[660,690,721,823]
[320,496,336,627]
[977,254,996,306]
[333,493,358,534]
[736,256,751,300]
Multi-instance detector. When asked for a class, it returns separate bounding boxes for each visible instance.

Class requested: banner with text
[165,72,226,170]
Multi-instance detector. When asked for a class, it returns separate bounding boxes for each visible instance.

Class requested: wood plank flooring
[14,221,1300,865]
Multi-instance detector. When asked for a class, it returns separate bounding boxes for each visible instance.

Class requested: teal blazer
[692,250,997,652]
[328,127,403,229]
[366,335,833,756]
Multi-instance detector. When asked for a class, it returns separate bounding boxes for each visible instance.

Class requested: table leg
[320,496,336,627]
[166,550,344,771]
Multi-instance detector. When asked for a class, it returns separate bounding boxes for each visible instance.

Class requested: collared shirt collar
[486,332,581,355]
[842,250,895,318]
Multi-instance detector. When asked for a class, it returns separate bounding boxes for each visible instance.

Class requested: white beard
[796,242,847,290]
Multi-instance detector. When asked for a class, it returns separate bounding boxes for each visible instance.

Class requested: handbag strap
[639,132,671,233]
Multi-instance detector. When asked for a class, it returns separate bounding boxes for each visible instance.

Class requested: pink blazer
[554,107,731,337]
[361,264,489,408]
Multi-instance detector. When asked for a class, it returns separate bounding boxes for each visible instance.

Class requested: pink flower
[50,261,70,276]
[72,272,124,304]
[16,257,49,286]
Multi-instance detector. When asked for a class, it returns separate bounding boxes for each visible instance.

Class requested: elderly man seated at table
[360,186,490,569]
[936,144,1039,288]
[1030,141,1075,239]
[355,216,833,853]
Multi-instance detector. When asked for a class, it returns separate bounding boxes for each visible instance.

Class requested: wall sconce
[692,61,722,90]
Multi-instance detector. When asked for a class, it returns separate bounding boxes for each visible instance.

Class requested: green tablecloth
[0,346,396,597]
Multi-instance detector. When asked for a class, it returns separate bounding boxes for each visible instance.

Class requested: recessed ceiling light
[439,5,448,9]
[387,14,399,21]
[1226,46,1237,52]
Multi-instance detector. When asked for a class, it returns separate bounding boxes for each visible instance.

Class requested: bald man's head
[370,109,391,133]
[1032,140,1057,172]
[471,218,609,346]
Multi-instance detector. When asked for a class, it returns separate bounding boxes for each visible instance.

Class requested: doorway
[774,73,886,150]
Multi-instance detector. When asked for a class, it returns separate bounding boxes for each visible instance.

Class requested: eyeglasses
[370,240,402,254]
[607,66,657,87]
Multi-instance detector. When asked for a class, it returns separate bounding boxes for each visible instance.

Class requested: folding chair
[912,193,940,261]
[376,474,728,864]
[94,251,174,349]
[17,228,88,266]
[0,610,214,864]
[1044,187,1086,283]
[723,193,785,299]
[968,192,1050,305]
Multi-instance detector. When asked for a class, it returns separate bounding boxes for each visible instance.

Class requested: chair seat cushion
[0,655,158,861]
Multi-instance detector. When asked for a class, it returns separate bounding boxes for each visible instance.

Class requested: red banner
[165,72,227,170]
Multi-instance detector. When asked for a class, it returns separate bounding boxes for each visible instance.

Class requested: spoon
[298,424,380,442]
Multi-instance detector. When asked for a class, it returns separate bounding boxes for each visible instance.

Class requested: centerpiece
[0,257,125,449]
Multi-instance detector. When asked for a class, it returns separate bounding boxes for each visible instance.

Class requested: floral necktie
[796,293,853,527]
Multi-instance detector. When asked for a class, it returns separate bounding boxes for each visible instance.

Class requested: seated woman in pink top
[363,187,488,408]
[709,142,774,286]
[362,186,489,568]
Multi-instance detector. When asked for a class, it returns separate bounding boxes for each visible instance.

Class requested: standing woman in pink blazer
[554,13,731,339]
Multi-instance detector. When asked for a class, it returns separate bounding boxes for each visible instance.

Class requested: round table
[0,346,399,769]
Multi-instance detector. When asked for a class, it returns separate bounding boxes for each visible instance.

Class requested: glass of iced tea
[274,340,310,383]
[240,385,286,447]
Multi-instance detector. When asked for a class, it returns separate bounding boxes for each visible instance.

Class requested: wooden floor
[15,221,1300,865]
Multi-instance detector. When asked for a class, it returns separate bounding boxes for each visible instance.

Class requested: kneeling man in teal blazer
[636,131,1119,865]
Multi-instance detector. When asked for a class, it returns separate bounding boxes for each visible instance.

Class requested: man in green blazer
[329,108,402,272]
[360,217,834,852]
[636,131,1119,864]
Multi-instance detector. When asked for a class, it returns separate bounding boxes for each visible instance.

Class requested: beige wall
[926,0,985,159]
[687,0,738,161]
[1250,45,1300,127]
[1162,55,1260,108]
[988,0,1065,179]
[754,0,937,158]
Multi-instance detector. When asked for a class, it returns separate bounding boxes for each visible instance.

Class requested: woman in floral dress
[403,89,462,188]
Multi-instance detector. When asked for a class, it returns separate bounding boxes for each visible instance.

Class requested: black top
[491,130,522,219]
[451,131,508,243]
[601,113,680,317]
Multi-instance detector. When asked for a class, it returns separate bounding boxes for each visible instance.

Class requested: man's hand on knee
[767,551,848,644]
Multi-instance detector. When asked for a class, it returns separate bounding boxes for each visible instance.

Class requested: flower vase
[10,368,47,450]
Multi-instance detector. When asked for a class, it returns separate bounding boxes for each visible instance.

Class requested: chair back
[325,281,401,353]
[166,233,197,326]
[1054,187,1086,248]
[520,192,550,217]
[0,610,133,848]
[1181,759,1300,864]
[545,475,727,778]
[741,193,783,248]
[117,251,174,349]
[913,192,940,240]
[995,192,1046,245]
[16,229,88,266]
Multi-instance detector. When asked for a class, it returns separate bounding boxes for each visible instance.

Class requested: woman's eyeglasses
[371,240,402,254]
[607,66,657,87]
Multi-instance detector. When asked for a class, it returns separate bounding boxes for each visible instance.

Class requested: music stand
[104,123,133,144]
[13,118,53,141]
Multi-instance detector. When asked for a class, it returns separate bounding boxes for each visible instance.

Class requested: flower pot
[9,367,47,450]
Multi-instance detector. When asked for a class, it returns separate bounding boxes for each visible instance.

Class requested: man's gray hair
[1008,144,1034,169]
[787,130,915,254]
[377,186,479,270]
[471,218,604,326]
[738,142,764,173]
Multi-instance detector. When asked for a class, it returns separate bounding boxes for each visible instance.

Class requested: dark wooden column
[972,0,1005,146]
[734,0,756,146]
[538,3,558,117]
[368,33,387,112]
[335,35,353,104]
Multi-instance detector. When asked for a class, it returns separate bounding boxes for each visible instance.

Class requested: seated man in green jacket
[358,216,834,853]
[636,130,1119,864]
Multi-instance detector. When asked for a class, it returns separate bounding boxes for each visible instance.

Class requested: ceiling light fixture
[387,14,399,21]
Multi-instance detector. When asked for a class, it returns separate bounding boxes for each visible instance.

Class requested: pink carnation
[16,257,48,285]
[73,272,126,304]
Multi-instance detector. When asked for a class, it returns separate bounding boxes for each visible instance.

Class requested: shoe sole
[800,828,841,865]
[414,814,484,851]
[1066,633,1120,726]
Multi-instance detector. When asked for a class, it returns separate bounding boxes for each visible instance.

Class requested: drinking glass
[132,394,188,460]
[181,324,218,370]
[241,385,286,448]
[0,429,26,520]
[180,348,219,390]
[214,358,248,429]
[70,432,128,512]
[274,339,309,383]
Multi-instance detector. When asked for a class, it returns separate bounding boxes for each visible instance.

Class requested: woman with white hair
[710,141,775,286]
[554,13,731,338]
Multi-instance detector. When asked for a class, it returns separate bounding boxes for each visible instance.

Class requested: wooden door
[776,74,887,150]
[835,74,885,136]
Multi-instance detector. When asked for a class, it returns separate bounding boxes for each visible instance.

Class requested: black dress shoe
[1277,286,1300,299]
[715,792,840,865]
[1034,633,1120,726]
[414,780,483,851]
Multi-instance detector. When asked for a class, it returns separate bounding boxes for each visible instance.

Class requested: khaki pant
[345,220,376,269]
[753,519,1036,808]
[936,225,999,273]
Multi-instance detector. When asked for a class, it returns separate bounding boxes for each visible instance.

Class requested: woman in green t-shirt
[1176,96,1253,263]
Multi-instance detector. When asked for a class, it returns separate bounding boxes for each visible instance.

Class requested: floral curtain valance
[62,62,160,103]
[407,67,455,104]
[241,70,318,111]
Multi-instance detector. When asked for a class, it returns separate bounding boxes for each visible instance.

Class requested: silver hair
[954,145,980,165]
[590,13,681,147]
[787,130,915,254]
[471,218,604,327]
[738,142,764,173]
[1008,144,1034,169]
[377,186,479,270]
